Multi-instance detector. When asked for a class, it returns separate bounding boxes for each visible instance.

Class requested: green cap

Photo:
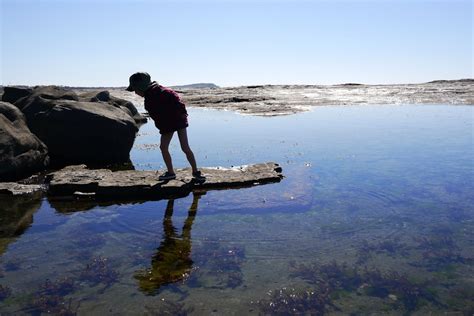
[126,72,151,92]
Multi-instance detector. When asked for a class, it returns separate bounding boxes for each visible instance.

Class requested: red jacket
[144,82,188,134]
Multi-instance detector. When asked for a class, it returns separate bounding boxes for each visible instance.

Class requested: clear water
[1,105,473,314]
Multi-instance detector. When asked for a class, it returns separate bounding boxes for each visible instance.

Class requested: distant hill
[170,83,219,89]
[427,79,474,84]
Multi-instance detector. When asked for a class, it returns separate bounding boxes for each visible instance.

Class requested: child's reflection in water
[135,192,203,294]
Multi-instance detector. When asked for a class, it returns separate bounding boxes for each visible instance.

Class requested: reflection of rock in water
[48,199,109,214]
[135,193,202,295]
[0,195,41,254]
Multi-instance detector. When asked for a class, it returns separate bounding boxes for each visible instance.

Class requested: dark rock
[11,86,138,166]
[2,86,33,104]
[0,101,49,181]
[339,83,364,86]
[80,90,110,102]
[78,90,147,125]
[427,79,474,84]
[47,162,283,201]
[14,86,79,111]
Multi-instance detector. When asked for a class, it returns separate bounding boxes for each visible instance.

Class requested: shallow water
[1,105,473,314]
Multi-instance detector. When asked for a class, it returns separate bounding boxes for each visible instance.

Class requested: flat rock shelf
[47,162,283,201]
[0,182,44,196]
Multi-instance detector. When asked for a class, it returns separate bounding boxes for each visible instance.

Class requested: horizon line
[0,78,474,89]
[1,78,473,89]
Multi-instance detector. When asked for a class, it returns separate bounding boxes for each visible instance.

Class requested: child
[126,72,205,181]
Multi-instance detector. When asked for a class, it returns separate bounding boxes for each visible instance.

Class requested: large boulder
[78,90,147,125]
[4,86,79,106]
[9,86,139,165]
[0,101,49,181]
[1,86,33,104]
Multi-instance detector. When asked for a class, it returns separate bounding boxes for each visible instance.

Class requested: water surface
[1,105,473,314]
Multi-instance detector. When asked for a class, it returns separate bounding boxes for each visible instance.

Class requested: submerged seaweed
[413,236,474,271]
[0,284,12,301]
[289,261,442,313]
[19,277,79,315]
[189,242,245,289]
[446,286,474,314]
[79,256,119,287]
[357,238,409,264]
[362,268,439,311]
[38,277,75,296]
[258,287,330,315]
[25,295,79,316]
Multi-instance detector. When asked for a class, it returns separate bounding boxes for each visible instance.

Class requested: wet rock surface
[47,162,283,200]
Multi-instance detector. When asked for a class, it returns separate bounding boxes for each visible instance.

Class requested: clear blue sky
[1,0,472,87]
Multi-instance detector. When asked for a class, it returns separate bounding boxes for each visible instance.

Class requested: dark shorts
[158,121,189,134]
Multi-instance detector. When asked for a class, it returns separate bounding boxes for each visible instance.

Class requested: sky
[0,0,472,87]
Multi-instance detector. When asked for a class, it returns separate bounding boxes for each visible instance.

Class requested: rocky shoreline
[1,86,147,182]
[0,84,287,200]
[1,80,472,196]
[109,79,474,116]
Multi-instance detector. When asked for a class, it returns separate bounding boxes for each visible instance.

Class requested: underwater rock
[47,162,283,201]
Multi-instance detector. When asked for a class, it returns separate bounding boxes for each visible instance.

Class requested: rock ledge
[47,162,283,200]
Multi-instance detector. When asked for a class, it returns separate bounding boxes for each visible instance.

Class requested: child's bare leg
[177,128,198,173]
[160,132,175,174]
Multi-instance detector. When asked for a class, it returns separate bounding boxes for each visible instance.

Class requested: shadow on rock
[0,101,49,181]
